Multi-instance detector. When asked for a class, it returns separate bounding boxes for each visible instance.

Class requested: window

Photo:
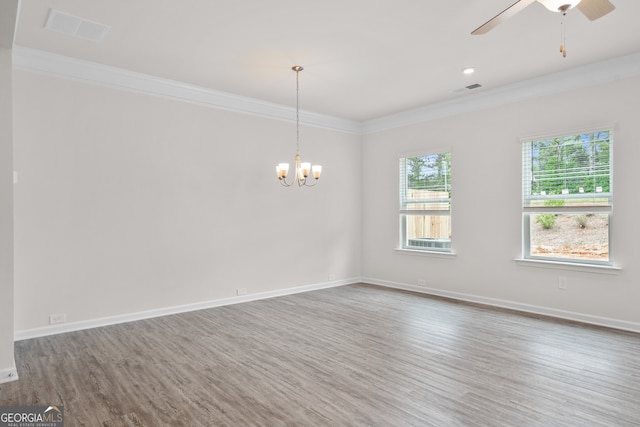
[522,129,612,265]
[399,152,451,252]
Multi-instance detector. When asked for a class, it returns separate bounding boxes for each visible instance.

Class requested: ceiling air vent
[45,9,111,42]
[452,83,483,94]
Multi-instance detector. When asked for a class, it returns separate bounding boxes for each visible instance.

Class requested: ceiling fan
[472,0,615,56]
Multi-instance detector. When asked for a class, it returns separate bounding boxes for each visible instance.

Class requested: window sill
[396,248,457,258]
[514,258,622,275]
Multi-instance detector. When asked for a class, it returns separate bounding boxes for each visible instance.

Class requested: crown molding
[362,51,640,134]
[12,46,640,136]
[12,46,363,134]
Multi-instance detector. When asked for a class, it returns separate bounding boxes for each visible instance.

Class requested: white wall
[10,50,640,341]
[12,71,362,332]
[0,48,16,380]
[362,76,640,329]
[0,0,18,383]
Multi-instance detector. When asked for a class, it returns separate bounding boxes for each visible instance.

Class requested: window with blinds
[399,152,451,252]
[521,129,612,264]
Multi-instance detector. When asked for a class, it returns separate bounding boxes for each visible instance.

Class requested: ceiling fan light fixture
[538,0,581,12]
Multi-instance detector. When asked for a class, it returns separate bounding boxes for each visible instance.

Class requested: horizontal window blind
[400,154,451,215]
[522,130,611,211]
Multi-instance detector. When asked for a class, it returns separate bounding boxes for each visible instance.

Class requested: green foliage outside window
[530,131,610,196]
[406,153,451,194]
[536,214,556,229]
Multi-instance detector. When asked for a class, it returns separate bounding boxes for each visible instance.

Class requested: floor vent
[407,238,451,249]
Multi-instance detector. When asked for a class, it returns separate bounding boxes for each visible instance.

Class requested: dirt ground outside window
[530,214,609,260]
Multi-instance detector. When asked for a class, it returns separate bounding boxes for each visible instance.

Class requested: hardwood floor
[1,283,639,426]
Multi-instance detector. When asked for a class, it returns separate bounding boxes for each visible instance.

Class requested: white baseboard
[363,277,640,334]
[15,277,638,341]
[14,278,358,341]
[0,366,19,384]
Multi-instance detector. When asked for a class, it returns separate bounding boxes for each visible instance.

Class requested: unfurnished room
[1,0,639,425]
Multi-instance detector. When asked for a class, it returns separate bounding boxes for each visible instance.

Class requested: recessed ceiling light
[462,67,475,75]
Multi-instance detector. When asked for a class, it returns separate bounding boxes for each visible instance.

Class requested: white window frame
[399,151,452,254]
[521,126,613,266]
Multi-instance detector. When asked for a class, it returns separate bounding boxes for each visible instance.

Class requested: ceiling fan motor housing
[538,0,581,12]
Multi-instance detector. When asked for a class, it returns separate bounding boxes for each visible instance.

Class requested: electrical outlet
[236,288,247,296]
[328,274,336,281]
[49,313,67,324]
[558,276,568,290]
[418,279,427,286]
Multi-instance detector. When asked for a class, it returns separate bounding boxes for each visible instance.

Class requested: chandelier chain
[296,67,300,154]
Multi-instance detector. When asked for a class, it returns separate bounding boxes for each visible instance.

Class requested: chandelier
[276,66,322,187]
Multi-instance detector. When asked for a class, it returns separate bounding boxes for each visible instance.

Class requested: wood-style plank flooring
[1,283,639,426]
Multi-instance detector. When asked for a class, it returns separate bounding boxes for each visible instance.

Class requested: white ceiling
[13,0,640,122]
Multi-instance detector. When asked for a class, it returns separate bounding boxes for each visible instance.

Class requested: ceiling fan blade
[576,0,615,21]
[471,0,536,35]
